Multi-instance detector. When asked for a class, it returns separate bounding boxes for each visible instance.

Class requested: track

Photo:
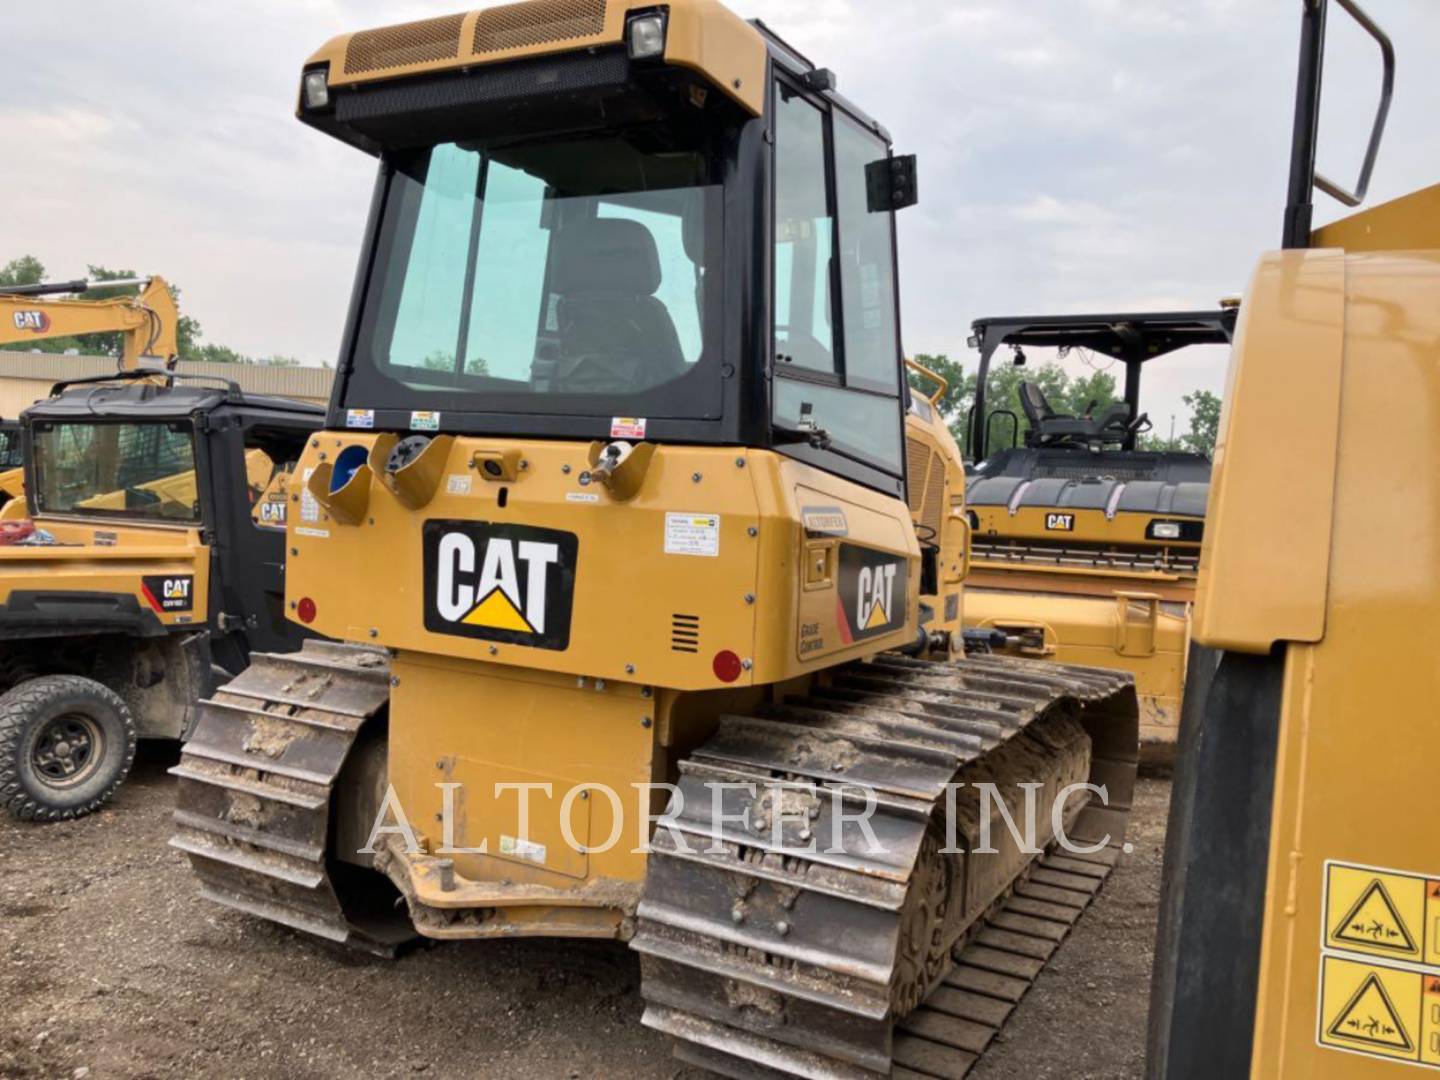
[168,640,408,956]
[632,654,1137,1079]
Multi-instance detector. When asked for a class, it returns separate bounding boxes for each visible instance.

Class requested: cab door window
[773,86,837,376]
[834,114,900,395]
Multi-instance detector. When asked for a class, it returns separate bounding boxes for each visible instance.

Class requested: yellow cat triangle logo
[863,597,891,631]
[464,587,536,635]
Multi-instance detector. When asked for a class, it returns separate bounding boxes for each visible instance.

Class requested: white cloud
[3,1,1437,429]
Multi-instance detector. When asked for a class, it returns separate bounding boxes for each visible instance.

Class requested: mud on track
[0,745,1169,1079]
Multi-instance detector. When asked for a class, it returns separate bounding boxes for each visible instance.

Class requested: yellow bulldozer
[171,2,1139,1076]
[170,0,1440,1077]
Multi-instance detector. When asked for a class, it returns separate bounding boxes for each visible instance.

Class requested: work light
[628,13,667,60]
[302,69,331,112]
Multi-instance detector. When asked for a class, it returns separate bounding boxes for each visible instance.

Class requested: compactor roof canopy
[969,310,1237,365]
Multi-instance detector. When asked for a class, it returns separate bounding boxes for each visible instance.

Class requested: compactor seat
[547,218,688,393]
[1019,382,1133,448]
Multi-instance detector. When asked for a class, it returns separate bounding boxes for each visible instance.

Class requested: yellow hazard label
[1320,956,1424,1064]
[1425,976,1440,1066]
[1326,863,1428,964]
[1429,882,1440,970]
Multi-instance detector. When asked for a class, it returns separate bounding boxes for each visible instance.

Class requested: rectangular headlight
[628,14,667,60]
[1152,522,1182,541]
[303,69,331,112]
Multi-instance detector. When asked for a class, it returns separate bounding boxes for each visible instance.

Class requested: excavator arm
[0,275,179,370]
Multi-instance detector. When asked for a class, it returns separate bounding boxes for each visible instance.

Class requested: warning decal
[1326,862,1429,964]
[1319,956,1431,1066]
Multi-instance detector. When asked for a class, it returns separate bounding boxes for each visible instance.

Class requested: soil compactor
[961,310,1236,759]
[171,4,1138,1077]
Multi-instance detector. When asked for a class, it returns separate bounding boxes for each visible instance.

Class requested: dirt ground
[0,746,1170,1079]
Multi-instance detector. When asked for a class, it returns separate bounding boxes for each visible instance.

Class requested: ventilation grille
[671,614,701,655]
[1036,462,1158,483]
[474,0,608,55]
[345,13,466,75]
[905,437,932,516]
[920,455,947,538]
[972,539,1201,577]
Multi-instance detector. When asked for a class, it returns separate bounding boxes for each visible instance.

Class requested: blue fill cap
[332,445,370,493]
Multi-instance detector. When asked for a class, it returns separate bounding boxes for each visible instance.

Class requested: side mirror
[866,155,918,212]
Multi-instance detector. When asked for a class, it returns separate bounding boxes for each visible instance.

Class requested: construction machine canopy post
[966,308,1237,462]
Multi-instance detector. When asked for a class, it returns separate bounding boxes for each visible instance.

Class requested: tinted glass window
[774,380,902,472]
[33,422,199,522]
[349,129,726,420]
[834,115,899,393]
[773,87,836,376]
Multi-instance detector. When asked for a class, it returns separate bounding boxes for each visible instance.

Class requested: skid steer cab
[0,419,25,511]
[0,372,323,822]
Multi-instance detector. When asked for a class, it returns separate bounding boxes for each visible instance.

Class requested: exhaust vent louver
[671,615,701,655]
[344,13,466,75]
[473,0,608,55]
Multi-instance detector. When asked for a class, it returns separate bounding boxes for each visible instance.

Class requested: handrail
[905,358,949,408]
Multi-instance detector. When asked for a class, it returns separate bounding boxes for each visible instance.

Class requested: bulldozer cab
[18,374,324,660]
[303,11,917,500]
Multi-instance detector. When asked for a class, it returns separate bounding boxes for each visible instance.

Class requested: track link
[632,654,1137,1078]
[169,641,409,955]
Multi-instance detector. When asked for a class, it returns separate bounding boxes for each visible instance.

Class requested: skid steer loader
[171,3,1140,1077]
[0,370,321,821]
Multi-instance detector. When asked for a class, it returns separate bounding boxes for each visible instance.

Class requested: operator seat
[1019,381,1133,448]
[548,218,687,393]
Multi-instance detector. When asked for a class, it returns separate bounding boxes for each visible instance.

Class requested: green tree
[0,256,45,288]
[1182,389,1222,457]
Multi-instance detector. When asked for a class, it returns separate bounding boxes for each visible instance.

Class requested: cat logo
[1046,513,1076,532]
[12,310,52,333]
[424,521,578,651]
[837,544,909,644]
[141,574,194,614]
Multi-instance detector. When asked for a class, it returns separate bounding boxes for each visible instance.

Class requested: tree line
[909,352,1222,458]
[0,255,302,367]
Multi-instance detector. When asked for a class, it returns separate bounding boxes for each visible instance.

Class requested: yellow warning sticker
[1429,882,1440,970]
[1425,976,1440,1066]
[1326,863,1428,964]
[1320,956,1424,1065]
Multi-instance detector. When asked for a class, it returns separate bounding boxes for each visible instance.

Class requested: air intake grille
[920,455,947,538]
[905,437,931,516]
[345,13,466,75]
[473,0,608,55]
[671,615,700,655]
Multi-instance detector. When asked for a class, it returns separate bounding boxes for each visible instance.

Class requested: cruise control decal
[424,521,578,651]
[837,544,908,644]
[141,575,194,614]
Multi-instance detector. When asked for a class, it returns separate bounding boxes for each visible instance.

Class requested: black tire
[0,676,137,823]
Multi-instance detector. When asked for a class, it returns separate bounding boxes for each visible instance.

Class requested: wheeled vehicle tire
[0,676,137,823]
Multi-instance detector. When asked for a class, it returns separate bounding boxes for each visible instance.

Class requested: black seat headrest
[552,218,662,296]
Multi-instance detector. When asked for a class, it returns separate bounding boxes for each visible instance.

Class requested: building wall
[0,354,335,419]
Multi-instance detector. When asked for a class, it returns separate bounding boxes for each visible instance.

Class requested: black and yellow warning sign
[1319,955,1440,1067]
[1326,862,1429,964]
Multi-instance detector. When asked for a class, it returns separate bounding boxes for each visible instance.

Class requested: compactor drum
[173,2,1138,1075]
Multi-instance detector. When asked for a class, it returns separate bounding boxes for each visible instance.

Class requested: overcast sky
[4,1,1436,430]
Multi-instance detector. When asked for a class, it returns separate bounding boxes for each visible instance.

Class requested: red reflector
[712,650,743,684]
[297,597,318,625]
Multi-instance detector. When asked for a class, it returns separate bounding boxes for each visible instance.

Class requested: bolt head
[735,457,746,469]
[369,628,379,638]
[641,717,653,729]
[776,921,790,937]
[742,659,754,671]
[744,594,756,605]
[747,527,758,538]
[625,664,636,675]
[489,645,499,656]
[562,464,573,475]
[692,472,703,483]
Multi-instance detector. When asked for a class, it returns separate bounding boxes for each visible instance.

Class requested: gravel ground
[0,745,1169,1079]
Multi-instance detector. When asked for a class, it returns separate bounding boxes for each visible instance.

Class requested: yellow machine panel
[1222,249,1440,1077]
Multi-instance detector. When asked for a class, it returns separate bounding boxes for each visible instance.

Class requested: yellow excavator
[0,275,181,506]
[171,3,1138,1078]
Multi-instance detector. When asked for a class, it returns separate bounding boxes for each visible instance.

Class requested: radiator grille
[345,13,466,75]
[671,614,700,655]
[905,437,931,516]
[920,455,947,538]
[473,0,608,55]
